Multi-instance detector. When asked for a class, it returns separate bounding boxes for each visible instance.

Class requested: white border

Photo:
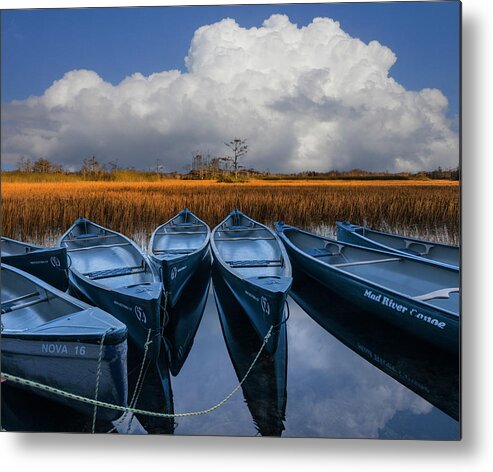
[2,0,493,470]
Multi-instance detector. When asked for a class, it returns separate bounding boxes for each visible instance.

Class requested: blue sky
[1,2,460,115]
[1,2,460,173]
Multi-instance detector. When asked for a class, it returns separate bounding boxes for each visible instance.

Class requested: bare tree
[224,138,248,180]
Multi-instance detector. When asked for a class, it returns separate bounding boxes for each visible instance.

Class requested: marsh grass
[1,180,459,247]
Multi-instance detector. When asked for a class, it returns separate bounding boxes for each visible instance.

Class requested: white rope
[1,326,273,420]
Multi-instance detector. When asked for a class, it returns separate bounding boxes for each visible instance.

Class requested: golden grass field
[1,179,460,247]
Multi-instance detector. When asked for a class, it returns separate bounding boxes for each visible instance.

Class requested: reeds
[1,180,460,247]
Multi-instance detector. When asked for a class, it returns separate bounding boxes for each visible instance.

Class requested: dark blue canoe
[213,267,287,436]
[1,263,128,421]
[211,210,292,353]
[149,209,210,307]
[1,236,69,291]
[336,221,460,270]
[58,218,163,362]
[275,223,460,352]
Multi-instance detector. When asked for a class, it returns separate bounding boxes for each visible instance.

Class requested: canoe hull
[212,258,289,354]
[151,243,209,308]
[283,240,459,352]
[2,337,127,421]
[68,271,162,361]
[2,247,69,292]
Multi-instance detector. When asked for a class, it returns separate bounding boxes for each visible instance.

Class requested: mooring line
[92,328,111,433]
[1,326,273,420]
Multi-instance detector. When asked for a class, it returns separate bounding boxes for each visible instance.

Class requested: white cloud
[1,14,458,173]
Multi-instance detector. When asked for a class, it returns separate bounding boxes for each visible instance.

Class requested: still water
[1,253,460,439]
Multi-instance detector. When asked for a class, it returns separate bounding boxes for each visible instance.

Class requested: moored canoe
[1,263,128,420]
[58,218,163,361]
[211,210,292,353]
[1,236,69,291]
[149,208,210,307]
[336,221,459,270]
[276,222,459,352]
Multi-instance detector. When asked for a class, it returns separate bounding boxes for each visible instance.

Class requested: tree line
[9,136,459,182]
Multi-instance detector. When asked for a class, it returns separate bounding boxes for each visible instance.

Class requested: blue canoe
[1,263,128,420]
[58,218,163,362]
[1,236,69,291]
[211,210,292,353]
[149,208,211,307]
[336,221,460,270]
[275,223,460,352]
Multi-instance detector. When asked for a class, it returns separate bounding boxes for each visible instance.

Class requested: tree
[32,158,52,173]
[224,138,248,180]
[81,156,105,178]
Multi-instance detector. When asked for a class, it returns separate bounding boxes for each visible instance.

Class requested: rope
[107,328,153,433]
[92,328,110,433]
[0,326,273,419]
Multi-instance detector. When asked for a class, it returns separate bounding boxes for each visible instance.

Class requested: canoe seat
[83,265,146,280]
[66,242,132,252]
[2,294,49,314]
[332,257,402,268]
[74,232,100,240]
[1,291,40,313]
[227,259,283,268]
[404,240,435,256]
[173,223,202,228]
[215,236,276,241]
[153,249,194,254]
[220,227,262,233]
[156,231,208,235]
[305,248,338,258]
[413,287,459,302]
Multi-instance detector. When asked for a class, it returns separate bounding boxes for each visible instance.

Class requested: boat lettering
[410,309,446,329]
[30,260,49,265]
[178,266,187,273]
[364,289,407,313]
[261,296,271,316]
[244,290,259,302]
[170,267,178,280]
[363,289,445,329]
[134,305,147,324]
[74,345,87,356]
[41,343,69,355]
[50,256,61,268]
[114,300,132,311]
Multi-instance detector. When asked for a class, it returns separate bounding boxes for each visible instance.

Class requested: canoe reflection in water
[289,267,459,422]
[213,267,288,437]
[121,250,212,434]
[163,250,212,376]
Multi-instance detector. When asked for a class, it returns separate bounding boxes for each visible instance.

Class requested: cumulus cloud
[1,15,458,172]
